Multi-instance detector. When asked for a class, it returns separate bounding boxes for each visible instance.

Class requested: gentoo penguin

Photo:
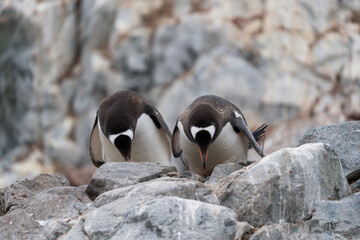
[89,91,172,167]
[172,95,267,177]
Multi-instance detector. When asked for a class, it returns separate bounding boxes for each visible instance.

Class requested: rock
[84,196,251,239]
[0,210,43,239]
[21,186,92,221]
[350,179,360,192]
[0,5,38,159]
[0,188,4,216]
[64,165,97,186]
[308,192,360,239]
[151,16,236,87]
[347,169,360,184]
[0,210,43,240]
[249,222,310,240]
[206,162,245,185]
[40,219,72,240]
[59,219,88,240]
[236,222,255,240]
[299,121,360,176]
[44,118,83,166]
[3,174,69,212]
[213,143,351,227]
[85,162,176,200]
[0,185,93,240]
[111,27,153,91]
[251,114,344,159]
[94,177,218,207]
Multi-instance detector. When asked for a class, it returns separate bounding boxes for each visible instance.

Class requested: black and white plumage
[172,95,267,177]
[89,91,171,167]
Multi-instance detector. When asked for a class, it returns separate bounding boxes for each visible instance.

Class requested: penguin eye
[190,125,215,140]
[108,129,134,145]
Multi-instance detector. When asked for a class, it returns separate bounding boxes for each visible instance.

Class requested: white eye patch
[190,125,215,139]
[108,129,134,145]
[234,111,243,119]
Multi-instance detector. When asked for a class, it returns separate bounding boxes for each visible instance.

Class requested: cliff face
[0,0,359,185]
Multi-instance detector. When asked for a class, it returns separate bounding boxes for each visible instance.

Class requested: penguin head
[187,104,219,169]
[108,128,134,162]
[104,112,136,162]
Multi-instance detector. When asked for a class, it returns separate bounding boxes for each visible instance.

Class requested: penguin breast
[131,113,171,165]
[179,122,248,176]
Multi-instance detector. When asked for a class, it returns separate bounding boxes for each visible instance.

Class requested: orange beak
[198,147,208,169]
[121,152,132,162]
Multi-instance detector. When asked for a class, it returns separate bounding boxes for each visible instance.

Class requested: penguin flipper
[145,107,172,139]
[248,123,268,149]
[89,112,105,167]
[171,122,189,170]
[231,116,265,157]
[171,123,183,158]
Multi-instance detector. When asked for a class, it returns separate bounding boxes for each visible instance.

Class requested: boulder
[299,121,360,176]
[85,162,176,200]
[0,5,38,159]
[0,210,43,240]
[84,196,252,239]
[308,192,360,239]
[21,186,92,221]
[40,219,72,240]
[3,174,69,212]
[0,185,92,240]
[212,143,351,227]
[249,222,310,240]
[58,219,88,240]
[94,177,218,207]
[206,162,245,185]
[350,179,360,192]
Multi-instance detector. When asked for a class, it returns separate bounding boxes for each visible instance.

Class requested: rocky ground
[1,0,360,187]
[0,122,359,239]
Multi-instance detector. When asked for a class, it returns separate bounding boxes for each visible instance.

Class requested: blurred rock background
[0,0,359,187]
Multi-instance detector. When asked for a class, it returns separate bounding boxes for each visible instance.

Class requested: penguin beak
[120,152,132,162]
[198,147,208,169]
[122,153,132,162]
[113,135,132,162]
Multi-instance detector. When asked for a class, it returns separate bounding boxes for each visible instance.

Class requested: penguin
[171,95,267,177]
[89,91,172,167]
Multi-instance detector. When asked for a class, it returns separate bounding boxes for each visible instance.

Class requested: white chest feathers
[98,113,171,165]
[178,122,248,176]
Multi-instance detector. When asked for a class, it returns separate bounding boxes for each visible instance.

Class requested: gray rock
[4,174,69,212]
[249,222,310,240]
[299,121,360,176]
[84,196,250,239]
[21,186,93,221]
[350,179,360,192]
[59,219,88,240]
[206,162,245,185]
[40,219,72,240]
[0,210,43,240]
[94,177,218,207]
[0,188,4,216]
[112,27,152,91]
[235,222,255,240]
[0,6,38,159]
[347,169,360,184]
[85,162,176,200]
[308,192,360,239]
[151,16,230,86]
[213,143,351,227]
